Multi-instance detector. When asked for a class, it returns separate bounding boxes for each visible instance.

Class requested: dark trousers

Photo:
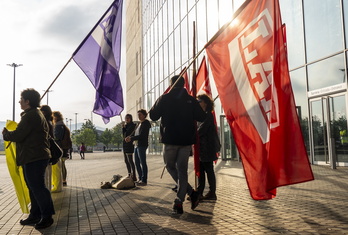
[22,159,55,218]
[123,152,136,179]
[134,146,148,183]
[197,161,216,195]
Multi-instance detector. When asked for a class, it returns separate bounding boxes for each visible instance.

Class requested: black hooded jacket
[149,88,206,145]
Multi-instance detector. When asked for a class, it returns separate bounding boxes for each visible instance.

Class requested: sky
[0,0,126,130]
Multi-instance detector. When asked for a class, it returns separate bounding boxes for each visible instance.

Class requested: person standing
[2,88,55,229]
[125,109,151,186]
[40,105,54,191]
[196,94,218,200]
[122,114,137,181]
[52,111,71,186]
[149,75,206,214]
[80,143,86,159]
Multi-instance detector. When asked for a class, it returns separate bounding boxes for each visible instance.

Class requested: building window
[304,0,343,62]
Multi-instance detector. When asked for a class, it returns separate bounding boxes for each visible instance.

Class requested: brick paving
[0,151,348,235]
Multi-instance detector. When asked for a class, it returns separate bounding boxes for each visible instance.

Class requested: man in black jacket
[149,75,206,214]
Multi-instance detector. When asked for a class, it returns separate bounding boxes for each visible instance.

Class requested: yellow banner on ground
[4,120,30,214]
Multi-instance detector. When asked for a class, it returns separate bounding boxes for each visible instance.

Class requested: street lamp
[75,113,78,132]
[7,63,23,121]
[42,90,53,105]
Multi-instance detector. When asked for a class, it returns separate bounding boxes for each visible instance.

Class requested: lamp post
[7,63,23,121]
[75,113,78,132]
[43,90,53,105]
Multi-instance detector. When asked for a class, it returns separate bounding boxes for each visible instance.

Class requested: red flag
[195,56,212,97]
[206,0,314,200]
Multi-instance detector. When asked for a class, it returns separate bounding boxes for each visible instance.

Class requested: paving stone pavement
[0,151,348,235]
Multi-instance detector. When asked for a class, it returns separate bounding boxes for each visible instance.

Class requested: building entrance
[310,93,348,167]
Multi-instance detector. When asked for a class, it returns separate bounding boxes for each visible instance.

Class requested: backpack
[61,125,72,150]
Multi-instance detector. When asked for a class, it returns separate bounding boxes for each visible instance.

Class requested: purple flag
[73,0,123,124]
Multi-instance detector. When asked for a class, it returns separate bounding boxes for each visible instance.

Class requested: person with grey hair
[149,75,206,214]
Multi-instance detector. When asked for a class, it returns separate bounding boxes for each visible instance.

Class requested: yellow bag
[4,120,30,214]
[51,159,63,193]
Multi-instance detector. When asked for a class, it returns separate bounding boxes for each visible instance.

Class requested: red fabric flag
[206,0,314,200]
[196,56,212,97]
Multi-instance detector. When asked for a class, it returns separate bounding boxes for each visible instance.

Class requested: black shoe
[63,182,67,186]
[172,203,183,214]
[20,216,40,225]
[35,217,54,229]
[203,191,217,200]
[190,191,200,210]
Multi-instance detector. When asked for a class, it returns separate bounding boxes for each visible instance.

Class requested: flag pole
[192,21,199,190]
[41,0,119,101]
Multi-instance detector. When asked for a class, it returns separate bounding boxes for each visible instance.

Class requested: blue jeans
[22,159,55,218]
[134,146,148,183]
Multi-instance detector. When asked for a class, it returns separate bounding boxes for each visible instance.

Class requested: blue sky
[0,0,126,129]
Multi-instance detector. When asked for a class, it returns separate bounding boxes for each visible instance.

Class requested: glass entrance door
[310,94,348,166]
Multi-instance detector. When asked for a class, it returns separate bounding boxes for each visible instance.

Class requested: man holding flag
[149,75,206,214]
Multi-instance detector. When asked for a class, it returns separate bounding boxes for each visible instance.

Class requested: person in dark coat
[149,75,206,214]
[2,88,55,229]
[196,94,218,200]
[125,109,151,186]
[52,111,69,186]
[122,114,137,181]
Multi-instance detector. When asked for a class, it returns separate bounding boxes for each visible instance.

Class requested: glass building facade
[139,0,348,167]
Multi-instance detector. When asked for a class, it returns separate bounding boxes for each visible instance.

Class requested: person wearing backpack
[53,111,72,186]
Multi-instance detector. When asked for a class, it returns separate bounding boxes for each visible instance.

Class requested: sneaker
[203,191,217,200]
[172,203,184,214]
[190,191,200,210]
[137,181,147,186]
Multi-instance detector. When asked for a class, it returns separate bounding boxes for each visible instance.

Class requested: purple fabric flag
[73,0,123,124]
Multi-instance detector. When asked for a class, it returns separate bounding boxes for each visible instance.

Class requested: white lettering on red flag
[206,0,314,200]
[228,9,279,144]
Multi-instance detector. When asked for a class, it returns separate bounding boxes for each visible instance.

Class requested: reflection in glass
[304,0,343,62]
[307,53,345,91]
[329,95,348,163]
[290,68,309,152]
[311,99,328,162]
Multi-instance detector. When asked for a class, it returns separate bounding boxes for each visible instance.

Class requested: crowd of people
[2,75,220,229]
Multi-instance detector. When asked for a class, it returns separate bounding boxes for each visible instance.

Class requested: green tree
[112,123,123,148]
[81,119,99,141]
[99,128,113,149]
[73,128,96,149]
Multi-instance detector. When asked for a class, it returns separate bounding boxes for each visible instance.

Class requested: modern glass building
[126,0,348,167]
